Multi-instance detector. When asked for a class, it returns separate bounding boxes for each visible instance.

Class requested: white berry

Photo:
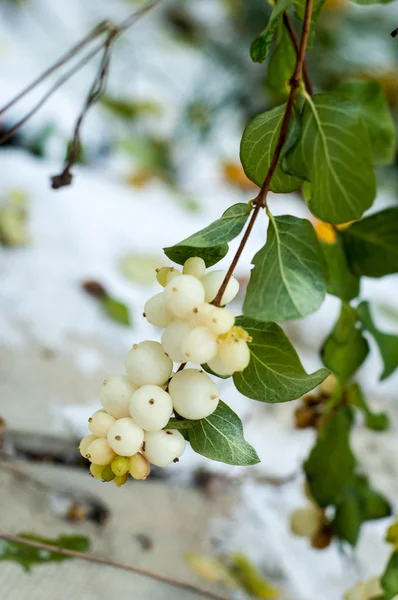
[169,369,219,419]
[107,417,145,456]
[144,293,174,328]
[79,434,97,458]
[125,341,173,386]
[129,453,151,480]
[161,320,195,362]
[181,326,218,364]
[218,339,250,372]
[201,270,239,305]
[207,354,234,377]
[183,256,206,279]
[88,410,116,437]
[290,506,321,538]
[143,429,186,467]
[164,274,205,318]
[86,438,116,464]
[194,303,235,335]
[100,375,137,419]
[129,385,173,431]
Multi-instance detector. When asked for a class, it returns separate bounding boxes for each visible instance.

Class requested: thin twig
[282,13,314,98]
[391,28,398,38]
[212,0,314,307]
[0,534,229,600]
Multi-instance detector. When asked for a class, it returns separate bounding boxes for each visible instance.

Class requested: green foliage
[346,382,390,431]
[243,215,327,321]
[267,23,296,100]
[321,236,360,302]
[349,0,395,5]
[164,203,250,267]
[0,534,89,571]
[305,407,355,507]
[240,104,302,192]
[234,316,329,403]
[230,553,279,598]
[101,296,130,326]
[285,93,376,224]
[165,417,198,430]
[381,552,398,599]
[293,0,326,45]
[321,303,369,383]
[250,0,292,63]
[341,207,398,278]
[336,80,396,167]
[357,301,398,380]
[188,401,260,466]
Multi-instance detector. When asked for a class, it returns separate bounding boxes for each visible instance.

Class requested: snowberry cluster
[79,256,251,485]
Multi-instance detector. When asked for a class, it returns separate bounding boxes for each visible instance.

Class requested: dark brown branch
[212,0,314,307]
[391,28,398,38]
[0,535,229,600]
[283,13,314,98]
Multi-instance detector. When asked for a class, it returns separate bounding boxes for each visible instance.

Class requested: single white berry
[207,354,234,377]
[156,267,181,287]
[100,375,137,419]
[165,267,182,285]
[144,293,174,328]
[164,275,205,318]
[183,256,206,279]
[129,453,151,479]
[218,339,250,372]
[79,434,97,458]
[107,417,145,456]
[143,429,186,467]
[125,341,173,386]
[201,270,239,305]
[193,303,235,335]
[290,506,321,538]
[129,385,173,431]
[88,410,116,437]
[86,438,116,465]
[169,369,219,419]
[161,320,195,362]
[181,326,218,364]
[343,581,369,600]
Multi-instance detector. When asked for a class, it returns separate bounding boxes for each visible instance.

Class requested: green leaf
[101,296,130,326]
[321,236,360,302]
[202,363,231,380]
[382,553,398,600]
[349,0,395,5]
[250,0,292,63]
[284,93,376,224]
[305,407,355,507]
[165,417,199,430]
[346,382,390,431]
[233,316,329,403]
[321,303,369,383]
[357,301,398,380]
[0,534,89,572]
[333,494,363,545]
[240,104,302,193]
[163,203,250,267]
[188,401,260,466]
[292,0,325,46]
[230,553,279,598]
[336,80,396,167]
[341,207,398,278]
[243,215,327,321]
[267,23,296,100]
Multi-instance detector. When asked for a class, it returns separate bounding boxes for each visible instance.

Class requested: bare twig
[283,13,314,98]
[0,534,230,600]
[212,0,314,307]
[391,28,398,38]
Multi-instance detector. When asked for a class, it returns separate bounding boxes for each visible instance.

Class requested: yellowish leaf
[185,553,237,588]
[230,553,279,599]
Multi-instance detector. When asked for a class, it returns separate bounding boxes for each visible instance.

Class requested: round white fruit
[218,339,250,372]
[79,434,97,458]
[181,326,218,364]
[161,320,195,362]
[144,293,174,328]
[100,375,137,419]
[290,507,321,538]
[125,341,173,386]
[129,385,173,431]
[201,270,239,305]
[86,438,116,465]
[88,410,116,437]
[129,453,151,480]
[169,369,219,419]
[207,354,234,377]
[207,306,235,335]
[143,429,186,467]
[183,256,206,279]
[107,418,145,456]
[164,275,205,318]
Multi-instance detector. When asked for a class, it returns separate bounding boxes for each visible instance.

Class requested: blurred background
[0,0,398,598]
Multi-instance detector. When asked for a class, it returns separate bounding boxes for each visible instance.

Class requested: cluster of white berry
[79,256,251,486]
[344,577,385,600]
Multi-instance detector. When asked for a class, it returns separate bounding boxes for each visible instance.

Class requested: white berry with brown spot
[181,326,218,364]
[129,385,173,431]
[100,375,137,419]
[125,341,173,387]
[88,410,116,437]
[169,368,219,419]
[86,438,116,465]
[164,274,205,318]
[79,434,98,458]
[107,418,144,456]
[143,429,186,467]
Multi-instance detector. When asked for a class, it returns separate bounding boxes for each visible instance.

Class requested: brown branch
[0,534,230,600]
[391,28,398,38]
[212,0,314,307]
[283,13,314,98]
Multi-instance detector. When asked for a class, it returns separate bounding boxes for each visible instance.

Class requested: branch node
[50,169,73,190]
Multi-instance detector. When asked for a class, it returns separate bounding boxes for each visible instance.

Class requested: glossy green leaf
[346,382,390,431]
[101,296,130,326]
[285,93,376,224]
[250,0,292,63]
[305,408,355,507]
[233,317,329,403]
[321,237,360,302]
[321,303,369,383]
[165,417,198,430]
[188,401,260,466]
[240,104,302,192]
[243,215,327,321]
[382,552,398,599]
[341,207,398,278]
[333,494,363,545]
[267,24,296,100]
[336,80,396,167]
[357,301,398,380]
[164,203,250,267]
